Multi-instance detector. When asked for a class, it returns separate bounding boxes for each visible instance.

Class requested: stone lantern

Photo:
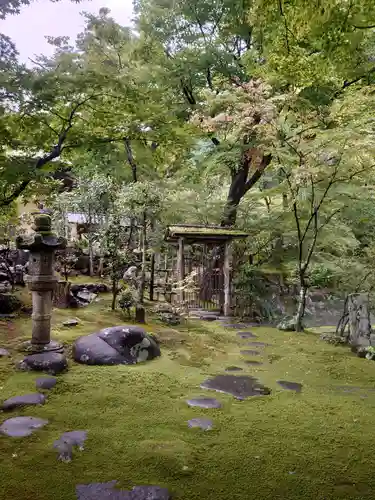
[16,212,66,353]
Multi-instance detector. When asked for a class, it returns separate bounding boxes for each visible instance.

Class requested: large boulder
[72,326,160,365]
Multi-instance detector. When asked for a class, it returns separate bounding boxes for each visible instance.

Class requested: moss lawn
[1,290,375,499]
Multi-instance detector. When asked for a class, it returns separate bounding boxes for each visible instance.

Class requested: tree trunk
[149,252,155,301]
[294,279,307,332]
[111,278,117,311]
[138,211,147,304]
[88,235,94,277]
[53,280,71,309]
[347,293,371,347]
[221,152,272,227]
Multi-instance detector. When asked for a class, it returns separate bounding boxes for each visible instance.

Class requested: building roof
[164,224,249,243]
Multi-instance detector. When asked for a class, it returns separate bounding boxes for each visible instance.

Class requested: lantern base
[20,339,64,354]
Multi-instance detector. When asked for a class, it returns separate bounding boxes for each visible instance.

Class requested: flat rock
[247,341,270,347]
[240,349,260,356]
[277,380,302,393]
[224,323,250,329]
[63,319,79,327]
[188,418,213,431]
[54,430,87,461]
[36,376,57,390]
[0,416,48,437]
[1,393,46,411]
[201,374,270,400]
[225,366,243,372]
[76,481,171,500]
[237,331,257,339]
[0,347,10,357]
[244,360,263,366]
[73,326,160,366]
[18,352,68,374]
[186,397,222,409]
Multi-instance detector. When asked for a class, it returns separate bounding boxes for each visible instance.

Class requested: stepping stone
[225,366,243,372]
[241,349,260,356]
[186,397,222,409]
[76,481,171,500]
[224,323,250,329]
[36,376,57,390]
[247,342,270,347]
[18,352,68,374]
[54,430,87,462]
[245,360,263,366]
[237,331,257,339]
[1,393,46,411]
[188,418,213,431]
[63,319,79,327]
[0,416,48,437]
[0,348,10,357]
[277,380,302,392]
[201,375,271,400]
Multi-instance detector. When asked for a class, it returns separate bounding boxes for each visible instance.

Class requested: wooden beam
[178,237,185,303]
[223,241,232,316]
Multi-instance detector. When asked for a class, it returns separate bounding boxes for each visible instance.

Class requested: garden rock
[277,380,302,392]
[225,366,243,372]
[63,319,79,327]
[188,418,213,430]
[157,312,181,326]
[36,376,57,390]
[54,430,87,462]
[245,360,263,366]
[0,293,22,314]
[76,481,171,500]
[277,317,303,332]
[18,352,68,374]
[237,331,257,339]
[1,393,46,411]
[186,397,222,409]
[201,374,270,400]
[73,326,160,365]
[241,349,260,356]
[0,416,48,437]
[0,348,10,357]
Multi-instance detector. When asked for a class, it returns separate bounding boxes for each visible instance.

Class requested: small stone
[237,331,257,339]
[1,393,46,411]
[54,430,87,461]
[245,360,263,366]
[0,416,48,437]
[76,481,171,500]
[18,352,68,374]
[247,342,270,347]
[225,366,243,372]
[241,349,260,356]
[188,418,213,431]
[0,348,10,357]
[201,374,270,400]
[277,380,302,392]
[186,398,222,409]
[62,319,79,327]
[36,376,57,390]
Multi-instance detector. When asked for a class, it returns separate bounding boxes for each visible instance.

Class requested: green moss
[2,297,375,499]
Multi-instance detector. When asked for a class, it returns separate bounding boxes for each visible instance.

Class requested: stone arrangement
[0,302,304,499]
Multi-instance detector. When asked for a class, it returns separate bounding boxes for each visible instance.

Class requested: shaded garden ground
[1,290,375,499]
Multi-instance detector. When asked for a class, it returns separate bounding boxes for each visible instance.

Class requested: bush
[118,288,136,315]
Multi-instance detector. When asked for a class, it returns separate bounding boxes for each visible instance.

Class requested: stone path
[1,393,46,411]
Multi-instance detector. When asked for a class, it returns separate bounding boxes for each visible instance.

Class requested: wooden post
[149,252,155,301]
[178,237,185,303]
[223,241,232,317]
